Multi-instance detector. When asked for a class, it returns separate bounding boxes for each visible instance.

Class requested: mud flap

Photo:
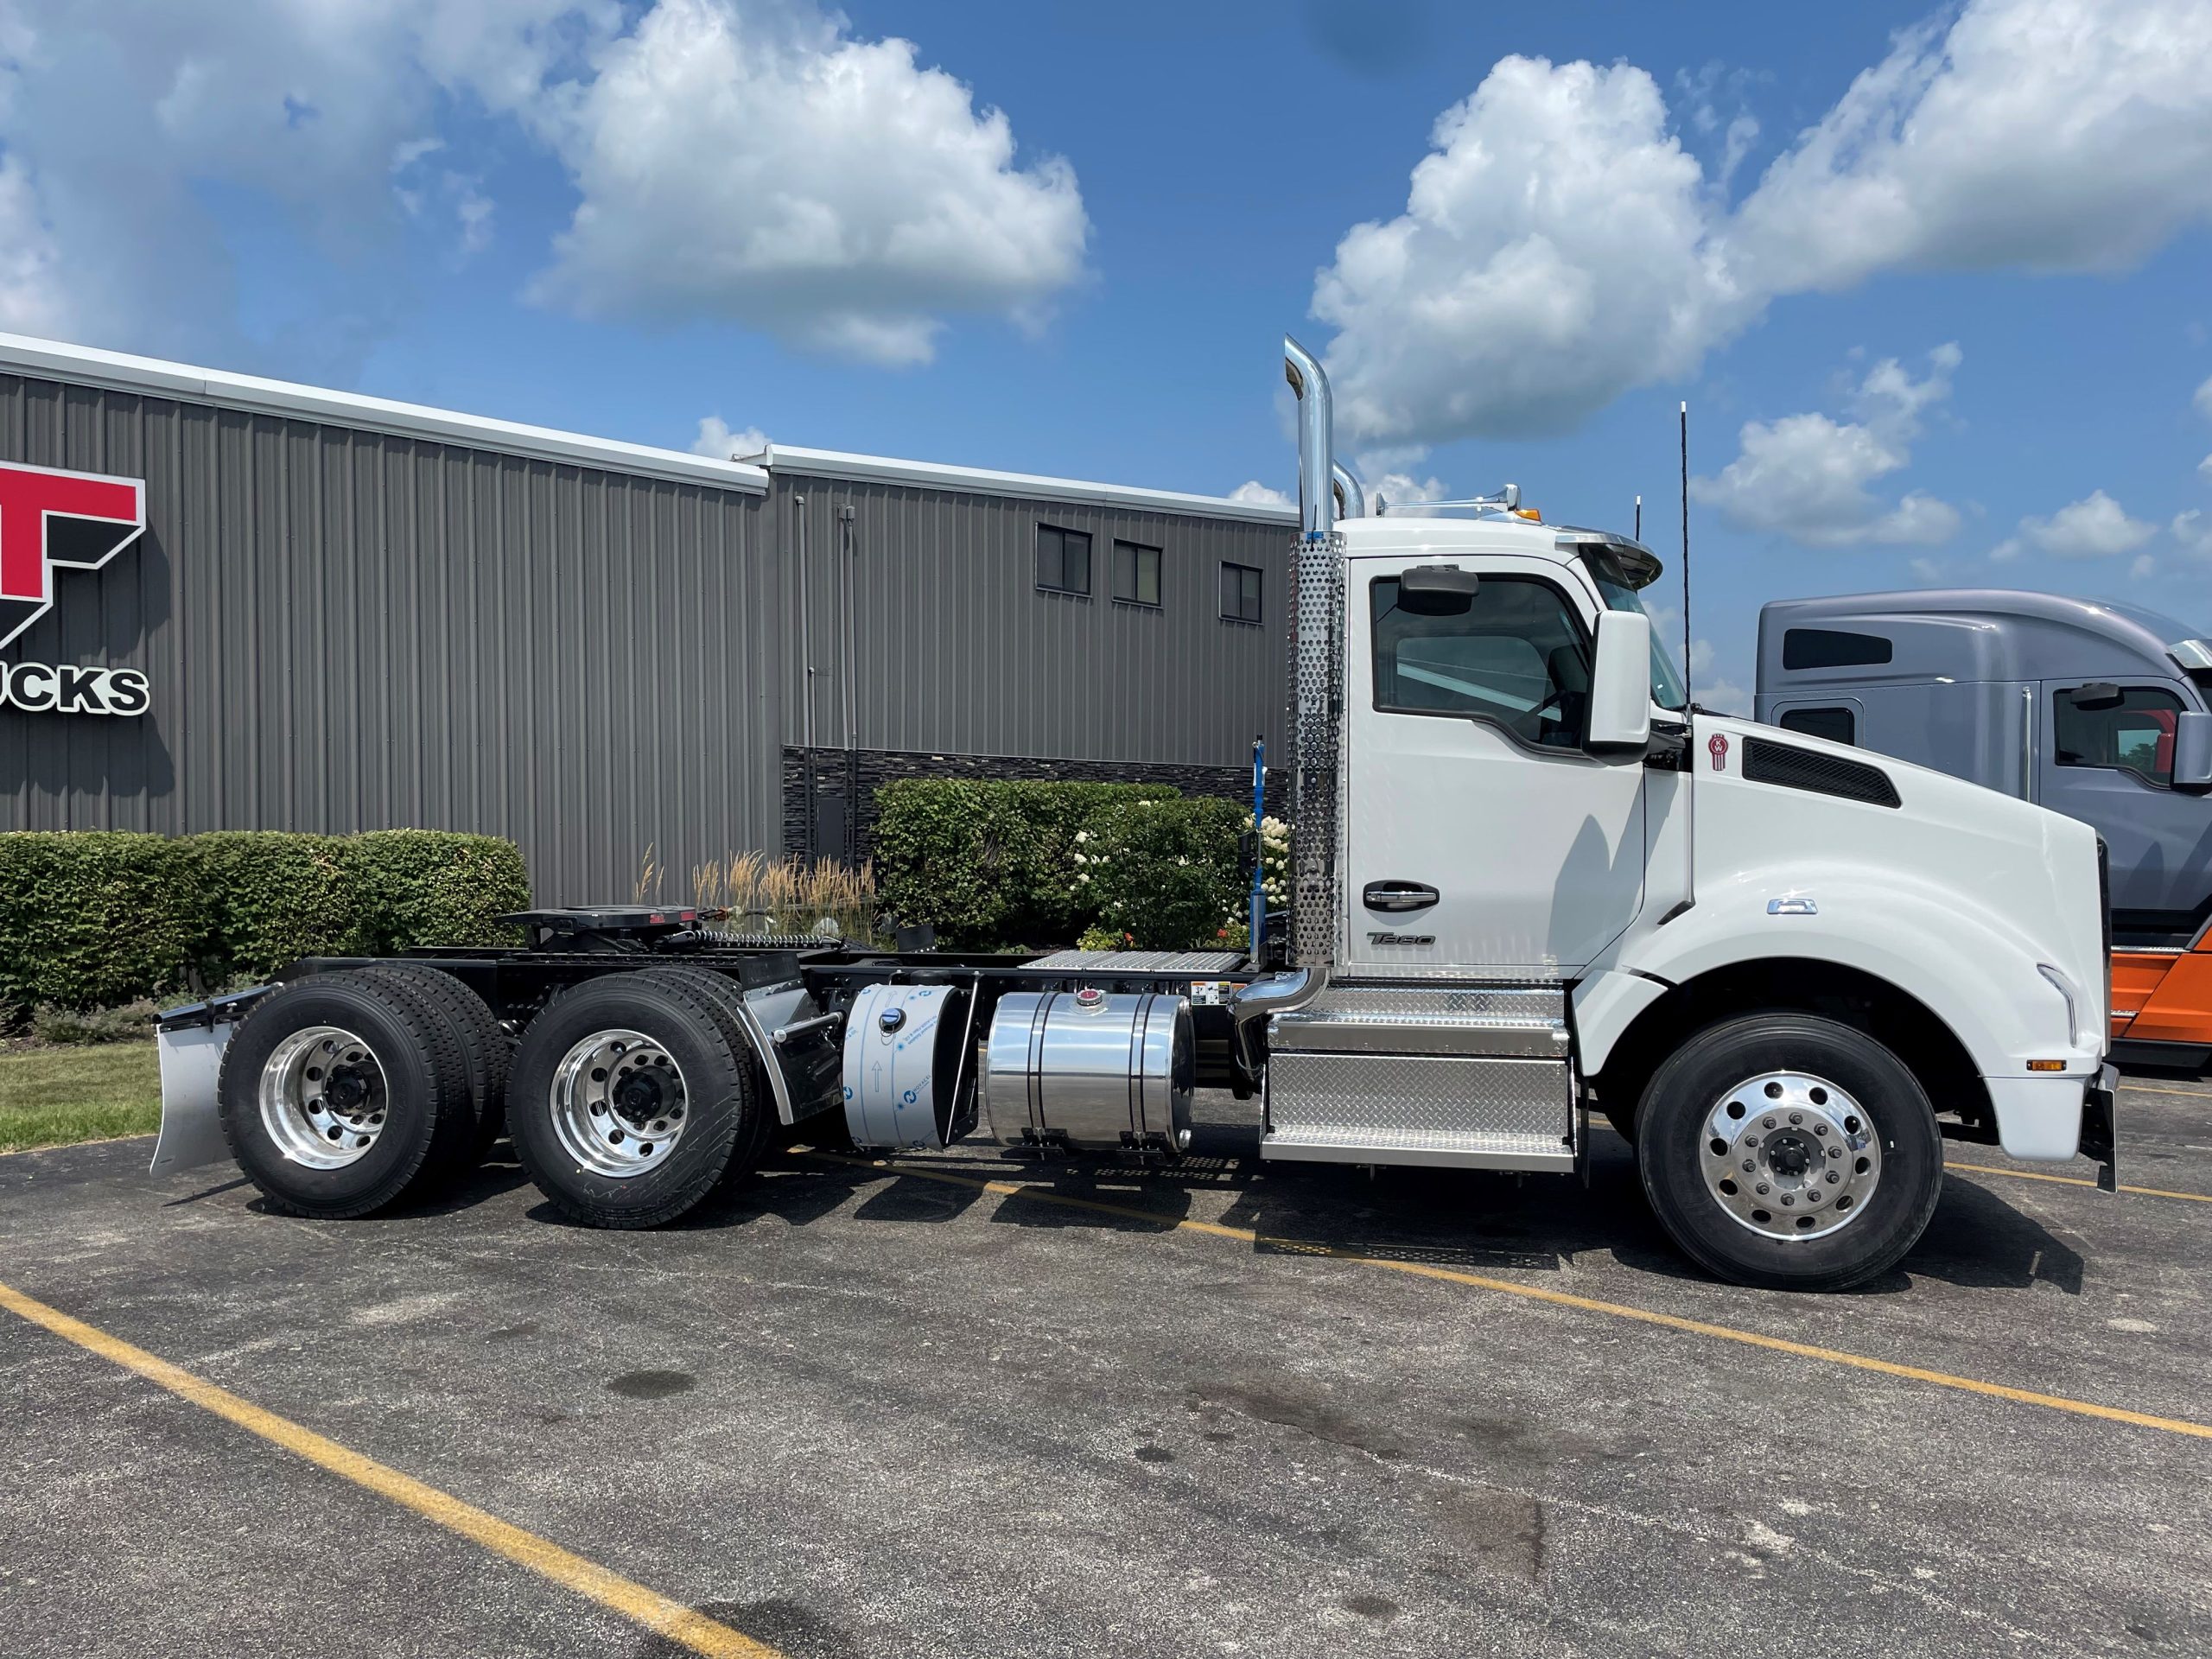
[151,1021,233,1176]
[2081,1064,2119,1194]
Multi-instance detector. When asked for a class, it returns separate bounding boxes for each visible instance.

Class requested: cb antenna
[1634,493,1642,540]
[1679,402,1692,709]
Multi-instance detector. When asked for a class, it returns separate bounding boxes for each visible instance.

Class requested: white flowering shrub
[1083,795,1249,950]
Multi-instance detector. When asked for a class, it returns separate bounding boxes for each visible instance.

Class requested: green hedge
[0,833,202,1014]
[0,830,531,1013]
[874,779,1249,950]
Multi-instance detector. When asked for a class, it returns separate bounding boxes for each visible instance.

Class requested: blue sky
[3,0,2209,708]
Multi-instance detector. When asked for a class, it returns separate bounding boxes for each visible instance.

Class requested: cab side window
[2053,685,2182,787]
[1371,575,1590,751]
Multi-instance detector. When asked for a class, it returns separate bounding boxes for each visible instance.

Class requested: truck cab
[1756,591,2212,1068]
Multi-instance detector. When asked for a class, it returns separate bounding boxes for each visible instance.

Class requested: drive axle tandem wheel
[508,971,766,1229]
[218,973,476,1218]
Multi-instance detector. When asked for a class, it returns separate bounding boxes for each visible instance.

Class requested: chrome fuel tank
[982,988,1193,1157]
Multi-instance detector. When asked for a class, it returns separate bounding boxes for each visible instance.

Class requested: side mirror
[1397,563,1478,616]
[1587,612,1653,752]
[2175,710,2212,791]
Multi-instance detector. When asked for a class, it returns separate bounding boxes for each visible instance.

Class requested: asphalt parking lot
[2,1078,2208,1658]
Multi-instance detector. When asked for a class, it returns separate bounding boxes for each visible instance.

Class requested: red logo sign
[1707,733,1730,771]
[0,461,147,652]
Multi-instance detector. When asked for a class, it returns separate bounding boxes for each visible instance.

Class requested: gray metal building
[0,334,1294,902]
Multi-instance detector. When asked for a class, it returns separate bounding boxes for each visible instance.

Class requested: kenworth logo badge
[0,460,149,717]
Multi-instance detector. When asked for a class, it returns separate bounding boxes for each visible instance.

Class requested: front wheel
[1636,1014,1943,1292]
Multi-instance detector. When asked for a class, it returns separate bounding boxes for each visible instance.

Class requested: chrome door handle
[1363,880,1440,913]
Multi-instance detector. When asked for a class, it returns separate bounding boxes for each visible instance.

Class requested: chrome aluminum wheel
[1699,1071,1882,1241]
[550,1028,689,1179]
[259,1026,389,1170]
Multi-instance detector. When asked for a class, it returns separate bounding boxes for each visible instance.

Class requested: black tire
[218,974,476,1219]
[626,966,780,1177]
[356,964,511,1159]
[508,971,764,1229]
[1635,1013,1944,1292]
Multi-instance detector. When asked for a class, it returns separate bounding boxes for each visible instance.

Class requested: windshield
[1584,555,1688,711]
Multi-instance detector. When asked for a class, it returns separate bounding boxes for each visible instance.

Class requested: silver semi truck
[153,341,2116,1293]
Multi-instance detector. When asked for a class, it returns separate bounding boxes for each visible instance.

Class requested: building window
[1112,540,1161,607]
[1779,706,1857,746]
[1037,524,1091,595]
[1219,561,1262,624]
[2055,684,2183,788]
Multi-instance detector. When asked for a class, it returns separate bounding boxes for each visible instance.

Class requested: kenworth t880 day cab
[151,338,2116,1292]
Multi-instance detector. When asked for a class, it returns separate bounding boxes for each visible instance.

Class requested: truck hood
[1689,713,2107,1045]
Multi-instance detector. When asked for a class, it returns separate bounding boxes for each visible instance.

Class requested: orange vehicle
[1758,589,2212,1072]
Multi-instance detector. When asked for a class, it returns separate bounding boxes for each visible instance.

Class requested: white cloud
[690,415,766,460]
[0,154,73,338]
[1315,0,2212,447]
[2196,375,2212,420]
[1228,480,1290,506]
[0,0,1079,370]
[1988,537,2024,563]
[528,0,1087,365]
[2132,553,2158,580]
[2015,490,2157,559]
[1367,468,1447,508]
[1690,343,1962,546]
[2202,454,2212,482]
[2173,510,2212,557]
[1313,54,1750,445]
[1732,0,2212,294]
[1685,637,1748,715]
[0,0,618,360]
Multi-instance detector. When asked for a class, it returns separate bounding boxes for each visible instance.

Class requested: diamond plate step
[1025,949,1247,974]
[1262,1051,1575,1173]
[1268,982,1567,1058]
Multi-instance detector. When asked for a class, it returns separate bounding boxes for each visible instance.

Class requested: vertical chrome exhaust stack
[1231,339,1342,1048]
[1283,337,1334,542]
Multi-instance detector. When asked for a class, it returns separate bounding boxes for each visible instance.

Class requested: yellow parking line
[2119,1082,2212,1101]
[812,1154,2212,1442]
[1947,1160,2212,1204]
[0,1278,781,1659]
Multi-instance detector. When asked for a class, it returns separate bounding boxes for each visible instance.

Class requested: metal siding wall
[774,473,1289,768]
[0,372,780,905]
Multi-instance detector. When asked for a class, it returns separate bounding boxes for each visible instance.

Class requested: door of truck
[2038,675,2212,938]
[1343,555,1648,977]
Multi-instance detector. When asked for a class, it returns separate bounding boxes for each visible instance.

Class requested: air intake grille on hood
[1742,738,1901,809]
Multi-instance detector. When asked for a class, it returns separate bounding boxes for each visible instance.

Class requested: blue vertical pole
[1249,735,1266,961]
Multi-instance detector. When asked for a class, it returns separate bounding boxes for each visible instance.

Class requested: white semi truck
[151,339,2116,1292]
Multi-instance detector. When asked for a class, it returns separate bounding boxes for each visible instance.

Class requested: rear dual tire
[219,973,486,1219]
[507,968,772,1230]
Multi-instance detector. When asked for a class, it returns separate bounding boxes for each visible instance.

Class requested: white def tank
[841,982,978,1150]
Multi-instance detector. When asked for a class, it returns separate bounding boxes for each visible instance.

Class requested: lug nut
[1756,1183,1770,1196]
[1742,1160,1756,1173]
[1789,1112,1802,1125]
[1826,1170,1840,1183]
[1764,1116,1777,1130]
